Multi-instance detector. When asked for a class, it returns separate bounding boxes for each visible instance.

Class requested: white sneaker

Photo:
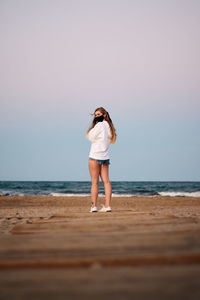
[99,204,112,212]
[90,206,98,213]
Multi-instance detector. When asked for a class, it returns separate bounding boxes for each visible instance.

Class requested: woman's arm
[86,122,102,142]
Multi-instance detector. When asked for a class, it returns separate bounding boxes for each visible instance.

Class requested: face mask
[94,115,104,122]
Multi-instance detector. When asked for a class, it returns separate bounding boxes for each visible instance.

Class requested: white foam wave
[0,190,24,196]
[112,193,135,197]
[50,193,91,197]
[158,191,200,197]
[50,193,139,197]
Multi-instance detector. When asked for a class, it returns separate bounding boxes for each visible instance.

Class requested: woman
[86,107,116,212]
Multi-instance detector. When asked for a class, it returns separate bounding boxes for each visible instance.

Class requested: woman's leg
[100,165,112,208]
[89,160,100,207]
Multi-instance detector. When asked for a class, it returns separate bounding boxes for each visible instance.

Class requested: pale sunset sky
[0,0,200,181]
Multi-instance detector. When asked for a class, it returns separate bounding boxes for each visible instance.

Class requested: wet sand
[0,195,200,299]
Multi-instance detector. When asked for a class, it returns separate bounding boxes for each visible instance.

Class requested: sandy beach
[0,195,200,299]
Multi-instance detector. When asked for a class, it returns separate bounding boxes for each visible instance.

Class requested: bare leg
[100,165,112,207]
[89,160,100,207]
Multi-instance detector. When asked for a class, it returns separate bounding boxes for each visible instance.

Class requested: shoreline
[1,193,200,197]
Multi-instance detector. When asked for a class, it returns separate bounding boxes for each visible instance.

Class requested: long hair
[87,107,117,144]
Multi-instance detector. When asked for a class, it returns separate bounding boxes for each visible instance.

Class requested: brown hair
[87,107,117,144]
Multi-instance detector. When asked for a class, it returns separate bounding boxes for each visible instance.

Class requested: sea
[0,181,200,197]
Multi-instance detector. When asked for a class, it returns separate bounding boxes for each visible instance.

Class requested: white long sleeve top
[86,120,111,160]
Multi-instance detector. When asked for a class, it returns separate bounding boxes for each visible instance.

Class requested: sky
[0,0,200,181]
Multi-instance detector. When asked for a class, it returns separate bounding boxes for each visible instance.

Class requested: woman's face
[94,110,103,117]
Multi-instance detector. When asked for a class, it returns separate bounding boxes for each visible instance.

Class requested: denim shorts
[89,157,110,166]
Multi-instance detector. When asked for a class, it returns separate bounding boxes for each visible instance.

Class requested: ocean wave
[50,192,91,197]
[0,190,25,196]
[112,193,139,197]
[158,191,200,197]
[50,193,151,197]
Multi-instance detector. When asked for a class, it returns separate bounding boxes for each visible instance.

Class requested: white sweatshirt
[86,120,111,160]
